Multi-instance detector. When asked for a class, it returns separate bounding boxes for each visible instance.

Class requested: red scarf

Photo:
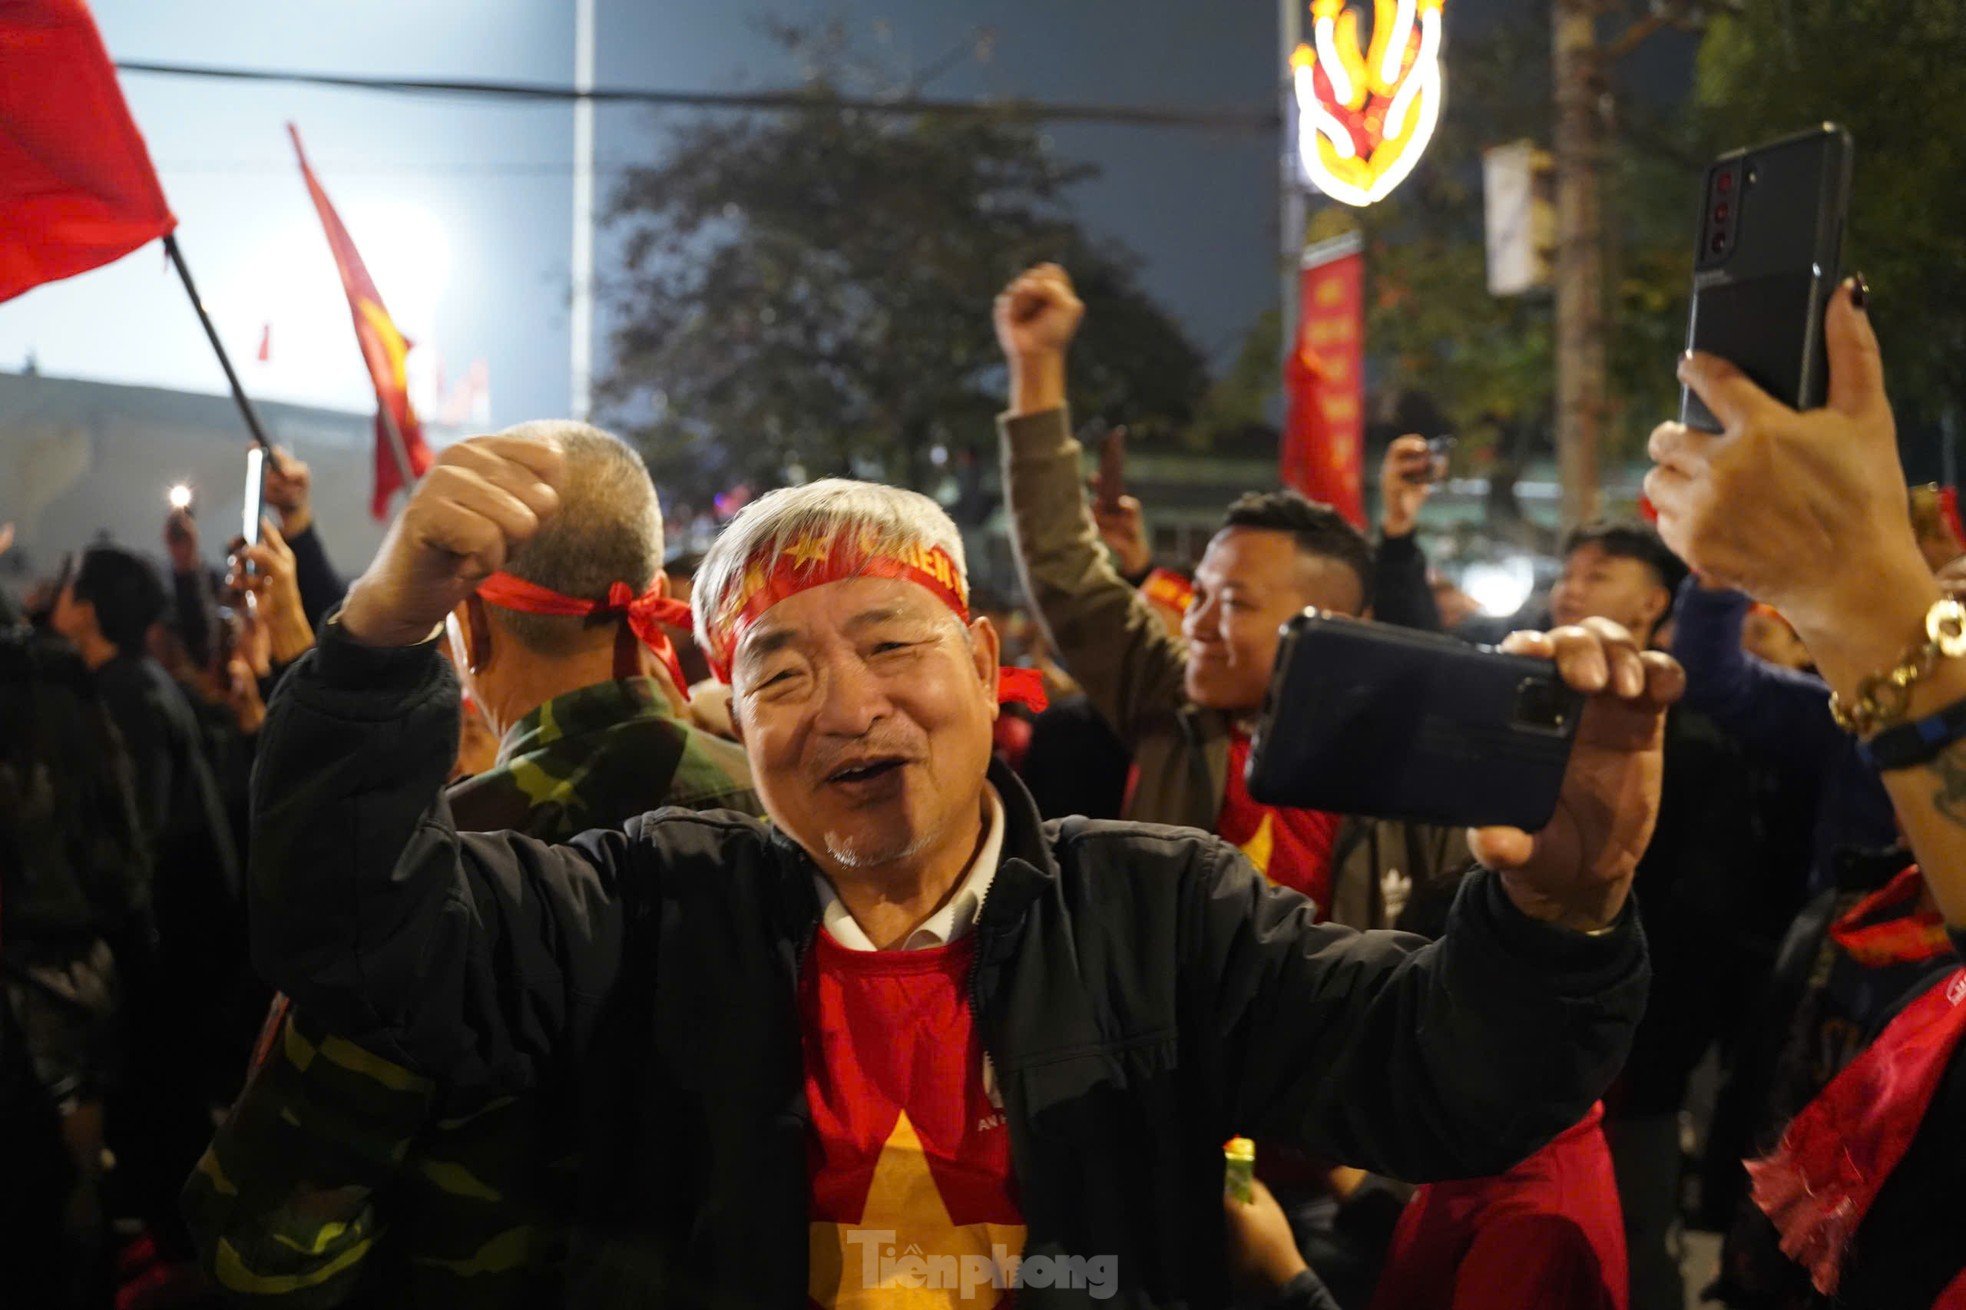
[1748,962,1966,1295]
[1829,865,1955,967]
[476,572,695,702]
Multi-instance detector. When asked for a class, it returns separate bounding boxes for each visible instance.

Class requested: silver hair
[693,478,968,659]
[490,420,664,655]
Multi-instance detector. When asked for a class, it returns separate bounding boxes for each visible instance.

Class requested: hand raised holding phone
[1088,424,1151,577]
[1378,434,1441,538]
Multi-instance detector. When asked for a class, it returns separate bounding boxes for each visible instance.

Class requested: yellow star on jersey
[785,532,833,571]
[1239,812,1276,878]
[808,1112,1025,1308]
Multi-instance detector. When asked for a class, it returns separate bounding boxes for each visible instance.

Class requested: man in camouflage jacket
[183,424,759,1308]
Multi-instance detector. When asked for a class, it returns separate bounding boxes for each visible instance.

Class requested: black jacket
[249,626,1651,1308]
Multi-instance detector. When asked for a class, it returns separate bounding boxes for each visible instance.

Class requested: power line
[154,159,645,176]
[115,60,1280,133]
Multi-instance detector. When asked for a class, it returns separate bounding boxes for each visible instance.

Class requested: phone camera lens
[1717,171,1734,194]
[1709,233,1726,254]
[1714,202,1730,222]
[1514,678,1572,735]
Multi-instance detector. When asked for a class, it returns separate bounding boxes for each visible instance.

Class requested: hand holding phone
[1095,425,1127,513]
[1681,125,1852,431]
[1251,615,1682,931]
[242,446,267,547]
[1248,616,1587,830]
[1378,435,1443,537]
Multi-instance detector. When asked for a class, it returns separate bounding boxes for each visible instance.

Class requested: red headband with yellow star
[706,529,971,683]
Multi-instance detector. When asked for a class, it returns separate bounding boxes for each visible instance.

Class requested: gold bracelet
[1829,598,1966,736]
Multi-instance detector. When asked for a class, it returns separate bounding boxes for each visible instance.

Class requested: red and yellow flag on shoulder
[0,0,175,302]
[288,123,433,518]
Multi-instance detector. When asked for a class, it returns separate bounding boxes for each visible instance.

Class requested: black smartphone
[242,446,266,547]
[1425,435,1455,483]
[1096,426,1128,512]
[1681,124,1853,432]
[1246,614,1585,831]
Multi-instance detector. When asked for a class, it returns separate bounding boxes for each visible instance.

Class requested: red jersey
[1368,1103,1627,1310]
[802,931,1025,1307]
[1218,731,1342,917]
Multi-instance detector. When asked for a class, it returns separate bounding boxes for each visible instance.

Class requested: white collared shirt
[813,787,1006,951]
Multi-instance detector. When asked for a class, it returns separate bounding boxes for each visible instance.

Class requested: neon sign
[1291,0,1446,207]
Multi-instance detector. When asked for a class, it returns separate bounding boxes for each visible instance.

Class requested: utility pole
[1279,0,1305,372]
[1551,1,1695,527]
[570,0,597,422]
[1552,0,1606,528]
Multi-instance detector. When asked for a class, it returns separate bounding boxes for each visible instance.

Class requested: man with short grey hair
[187,423,758,1307]
[245,402,1671,1305]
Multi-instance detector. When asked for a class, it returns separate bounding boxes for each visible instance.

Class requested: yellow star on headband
[785,533,833,571]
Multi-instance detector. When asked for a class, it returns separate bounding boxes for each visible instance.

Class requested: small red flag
[257,322,271,363]
[288,123,434,519]
[0,0,176,302]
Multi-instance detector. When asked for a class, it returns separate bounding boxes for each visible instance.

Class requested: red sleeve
[1450,1213,1619,1310]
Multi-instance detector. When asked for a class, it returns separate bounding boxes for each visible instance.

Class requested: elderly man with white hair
[246,398,1674,1305]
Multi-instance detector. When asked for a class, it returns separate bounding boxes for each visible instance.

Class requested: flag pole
[163,234,272,451]
[376,401,417,498]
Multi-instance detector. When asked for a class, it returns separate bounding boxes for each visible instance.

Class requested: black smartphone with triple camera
[1246,615,1585,831]
[1681,124,1853,432]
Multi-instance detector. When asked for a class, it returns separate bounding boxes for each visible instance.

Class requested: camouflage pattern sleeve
[185,680,761,1306]
[182,1003,434,1306]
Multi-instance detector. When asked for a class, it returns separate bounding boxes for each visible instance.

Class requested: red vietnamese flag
[1281,231,1367,528]
[288,123,434,518]
[0,0,176,302]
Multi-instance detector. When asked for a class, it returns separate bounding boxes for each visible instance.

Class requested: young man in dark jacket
[248,302,1673,1307]
[50,544,245,1266]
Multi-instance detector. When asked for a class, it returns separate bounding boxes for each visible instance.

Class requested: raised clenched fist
[994,263,1084,363]
[338,433,565,648]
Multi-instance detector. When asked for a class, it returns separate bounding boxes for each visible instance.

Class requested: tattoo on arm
[1926,740,1966,825]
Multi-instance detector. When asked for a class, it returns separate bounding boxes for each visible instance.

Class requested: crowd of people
[1,263,1961,1310]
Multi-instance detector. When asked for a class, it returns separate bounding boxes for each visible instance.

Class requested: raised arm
[1193,859,1646,1180]
[1652,278,1966,926]
[994,264,1188,741]
[1372,435,1444,632]
[165,506,220,669]
[251,432,628,1088]
[1195,621,1672,1176]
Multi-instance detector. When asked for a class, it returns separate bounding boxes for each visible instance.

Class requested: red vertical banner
[1281,231,1366,527]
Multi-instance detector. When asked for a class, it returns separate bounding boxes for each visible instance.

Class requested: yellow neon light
[1293,0,1446,207]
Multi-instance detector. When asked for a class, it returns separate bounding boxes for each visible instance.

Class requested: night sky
[0,1,1690,433]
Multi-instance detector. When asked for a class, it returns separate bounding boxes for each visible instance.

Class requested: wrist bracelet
[1860,694,1966,772]
[1830,598,1966,736]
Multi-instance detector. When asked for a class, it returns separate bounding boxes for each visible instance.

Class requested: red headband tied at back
[475,572,695,701]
